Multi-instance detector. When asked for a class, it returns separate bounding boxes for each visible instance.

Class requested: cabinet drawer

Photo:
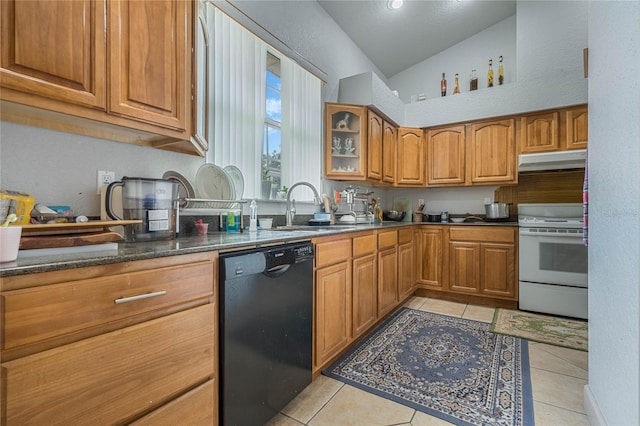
[353,234,377,257]
[378,230,398,249]
[2,256,215,351]
[398,228,413,244]
[131,379,216,426]
[449,227,515,243]
[3,304,215,425]
[316,238,352,268]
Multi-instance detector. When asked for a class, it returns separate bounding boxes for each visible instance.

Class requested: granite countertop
[0,220,517,277]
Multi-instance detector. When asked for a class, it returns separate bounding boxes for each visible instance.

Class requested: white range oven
[518,203,588,319]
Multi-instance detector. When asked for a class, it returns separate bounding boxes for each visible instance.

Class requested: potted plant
[276,185,288,200]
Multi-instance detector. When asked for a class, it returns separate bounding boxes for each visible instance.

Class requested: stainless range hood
[518,149,587,172]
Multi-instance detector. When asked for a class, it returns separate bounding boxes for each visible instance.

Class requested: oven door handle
[519,230,583,238]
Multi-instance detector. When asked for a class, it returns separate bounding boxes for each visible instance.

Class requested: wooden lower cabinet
[397,229,415,300]
[446,226,517,300]
[377,230,398,317]
[0,252,218,425]
[415,226,444,288]
[352,234,378,339]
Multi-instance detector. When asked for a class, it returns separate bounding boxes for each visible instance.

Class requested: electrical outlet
[484,197,492,205]
[97,170,115,194]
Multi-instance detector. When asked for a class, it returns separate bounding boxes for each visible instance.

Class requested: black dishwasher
[219,241,314,426]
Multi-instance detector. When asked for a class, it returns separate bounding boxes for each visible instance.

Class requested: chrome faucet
[285,181,322,226]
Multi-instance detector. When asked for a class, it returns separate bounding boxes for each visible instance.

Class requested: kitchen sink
[274,225,357,233]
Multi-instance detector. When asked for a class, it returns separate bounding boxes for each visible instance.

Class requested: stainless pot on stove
[484,202,511,219]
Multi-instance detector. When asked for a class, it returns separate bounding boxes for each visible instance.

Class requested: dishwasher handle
[264,263,292,277]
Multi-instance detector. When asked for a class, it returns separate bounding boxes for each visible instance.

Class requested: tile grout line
[302,380,346,425]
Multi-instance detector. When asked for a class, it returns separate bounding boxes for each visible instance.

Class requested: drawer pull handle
[115,290,167,304]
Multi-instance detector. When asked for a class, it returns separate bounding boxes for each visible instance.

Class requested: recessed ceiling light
[387,0,404,10]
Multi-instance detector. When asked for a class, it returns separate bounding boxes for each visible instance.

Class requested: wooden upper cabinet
[382,120,397,184]
[468,118,516,185]
[0,0,106,109]
[564,105,588,150]
[367,110,383,181]
[426,125,466,186]
[190,0,211,152]
[109,0,190,131]
[396,127,425,186]
[519,110,560,154]
[325,103,368,180]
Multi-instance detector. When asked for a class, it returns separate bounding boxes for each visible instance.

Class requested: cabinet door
[564,105,588,150]
[377,246,398,317]
[448,242,480,294]
[3,304,215,425]
[416,227,444,288]
[398,241,415,301]
[480,243,516,298]
[0,0,106,109]
[382,121,397,184]
[325,103,367,180]
[315,261,351,368]
[109,0,190,131]
[426,125,466,186]
[468,118,516,184]
[397,127,425,186]
[352,253,377,339]
[367,110,383,181]
[190,0,210,152]
[519,111,560,154]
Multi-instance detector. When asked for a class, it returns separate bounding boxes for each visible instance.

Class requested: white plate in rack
[224,165,245,200]
[195,164,235,207]
[162,170,196,208]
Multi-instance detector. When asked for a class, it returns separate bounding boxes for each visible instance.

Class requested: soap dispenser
[249,200,258,232]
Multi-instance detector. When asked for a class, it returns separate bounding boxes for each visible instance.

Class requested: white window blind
[209,8,323,201]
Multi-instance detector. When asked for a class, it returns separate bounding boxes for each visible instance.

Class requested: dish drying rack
[179,198,247,231]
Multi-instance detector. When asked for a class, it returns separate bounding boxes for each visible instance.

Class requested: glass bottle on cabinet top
[325,103,367,180]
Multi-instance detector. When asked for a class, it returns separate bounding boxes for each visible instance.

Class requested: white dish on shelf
[162,170,196,208]
[195,163,235,207]
[223,165,245,200]
[450,217,465,223]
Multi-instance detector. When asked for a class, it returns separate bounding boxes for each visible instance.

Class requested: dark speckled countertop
[0,220,517,278]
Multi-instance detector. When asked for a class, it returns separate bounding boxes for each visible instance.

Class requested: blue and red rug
[324,308,534,426]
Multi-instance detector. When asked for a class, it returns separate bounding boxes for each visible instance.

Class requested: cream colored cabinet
[446,227,517,300]
[397,228,415,301]
[367,110,383,181]
[396,127,425,186]
[426,125,466,186]
[415,226,445,289]
[377,230,399,317]
[468,118,517,185]
[0,0,201,156]
[314,237,352,371]
[325,103,368,180]
[0,252,217,425]
[518,105,588,154]
[352,234,378,339]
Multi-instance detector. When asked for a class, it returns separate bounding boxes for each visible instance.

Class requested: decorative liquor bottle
[470,69,478,91]
[453,73,460,94]
[441,73,447,96]
[488,59,494,87]
[498,56,504,85]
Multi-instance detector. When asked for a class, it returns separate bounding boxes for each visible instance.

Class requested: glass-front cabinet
[325,103,367,180]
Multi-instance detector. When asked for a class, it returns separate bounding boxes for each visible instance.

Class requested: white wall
[0,122,203,216]
[585,2,640,425]
[389,15,517,102]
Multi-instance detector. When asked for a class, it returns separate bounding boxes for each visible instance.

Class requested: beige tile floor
[266,296,589,426]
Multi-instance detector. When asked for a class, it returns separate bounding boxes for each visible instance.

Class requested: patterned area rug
[324,308,533,426]
[491,309,588,352]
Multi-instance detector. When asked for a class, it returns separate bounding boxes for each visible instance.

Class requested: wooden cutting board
[21,220,141,236]
[20,231,124,250]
